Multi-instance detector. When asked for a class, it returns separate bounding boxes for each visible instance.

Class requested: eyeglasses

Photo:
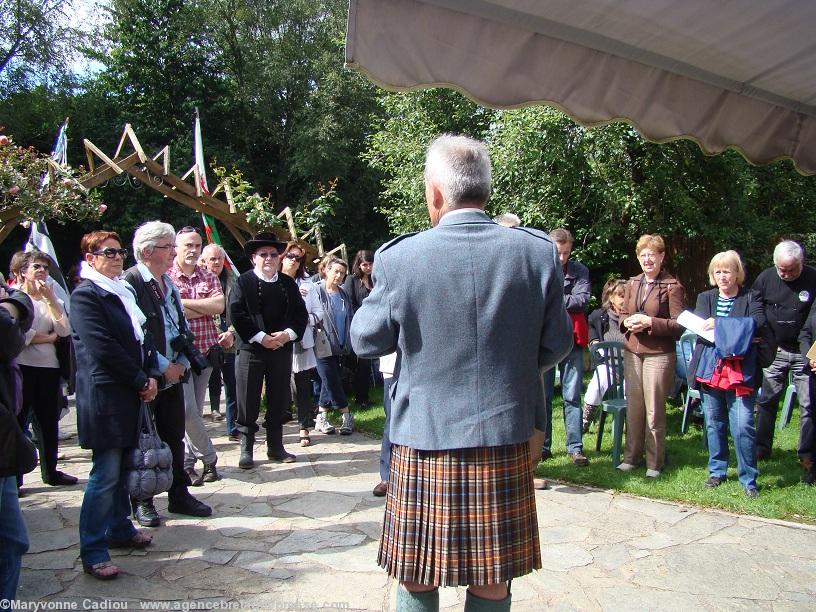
[93,248,128,259]
[284,253,303,261]
[256,251,280,259]
[176,226,202,237]
[30,263,49,271]
[152,244,175,250]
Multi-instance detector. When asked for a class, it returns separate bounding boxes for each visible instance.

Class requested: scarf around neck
[80,261,146,344]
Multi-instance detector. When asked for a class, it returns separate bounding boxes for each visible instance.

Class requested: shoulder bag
[123,402,173,500]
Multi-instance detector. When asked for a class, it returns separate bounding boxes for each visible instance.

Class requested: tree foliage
[0,131,103,222]
[365,90,816,294]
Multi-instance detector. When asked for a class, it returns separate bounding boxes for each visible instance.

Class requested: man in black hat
[229,233,308,468]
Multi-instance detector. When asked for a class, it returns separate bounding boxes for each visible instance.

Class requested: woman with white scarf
[71,231,158,581]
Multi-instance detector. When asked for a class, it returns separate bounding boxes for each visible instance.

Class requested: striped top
[715,295,736,318]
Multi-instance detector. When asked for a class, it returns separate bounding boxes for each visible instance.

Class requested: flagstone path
[15,405,816,611]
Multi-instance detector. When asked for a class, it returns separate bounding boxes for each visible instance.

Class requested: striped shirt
[715,295,736,318]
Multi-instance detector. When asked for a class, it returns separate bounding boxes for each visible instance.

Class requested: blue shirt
[329,292,347,348]
[134,263,189,374]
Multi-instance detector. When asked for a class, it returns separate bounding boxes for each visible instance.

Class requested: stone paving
[15,405,816,611]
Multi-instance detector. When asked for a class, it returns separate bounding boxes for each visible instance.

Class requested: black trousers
[19,365,61,482]
[353,356,372,405]
[236,346,293,452]
[293,368,317,429]
[149,383,190,499]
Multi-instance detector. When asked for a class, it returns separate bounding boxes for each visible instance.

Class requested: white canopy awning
[345,0,816,174]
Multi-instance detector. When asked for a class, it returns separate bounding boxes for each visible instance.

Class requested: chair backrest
[678,330,697,371]
[589,341,625,401]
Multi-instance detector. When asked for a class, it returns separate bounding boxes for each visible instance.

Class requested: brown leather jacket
[619,271,686,354]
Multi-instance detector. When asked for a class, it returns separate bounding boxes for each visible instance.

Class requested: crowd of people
[0,224,378,589]
[1,134,815,609]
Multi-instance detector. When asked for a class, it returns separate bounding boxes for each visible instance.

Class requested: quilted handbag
[123,402,173,501]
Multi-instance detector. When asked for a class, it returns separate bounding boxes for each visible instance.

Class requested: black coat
[0,290,34,472]
[71,280,156,450]
[229,272,308,351]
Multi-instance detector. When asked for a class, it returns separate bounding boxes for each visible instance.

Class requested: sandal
[83,561,120,580]
[299,431,311,447]
[109,530,153,549]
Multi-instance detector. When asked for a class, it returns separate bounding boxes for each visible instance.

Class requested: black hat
[244,232,287,258]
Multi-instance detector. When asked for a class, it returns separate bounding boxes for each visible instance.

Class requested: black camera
[170,330,210,375]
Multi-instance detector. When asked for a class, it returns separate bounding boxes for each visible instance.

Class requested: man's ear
[426,179,445,225]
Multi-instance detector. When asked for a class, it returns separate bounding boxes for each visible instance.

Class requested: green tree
[0,0,84,89]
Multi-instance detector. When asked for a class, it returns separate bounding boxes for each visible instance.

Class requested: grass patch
[347,384,816,524]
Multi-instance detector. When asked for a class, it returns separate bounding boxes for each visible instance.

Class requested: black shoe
[267,450,296,463]
[44,471,78,486]
[804,469,816,486]
[239,433,255,469]
[133,501,161,527]
[168,494,212,517]
[228,431,240,442]
[193,462,220,486]
[705,475,726,488]
[540,449,553,461]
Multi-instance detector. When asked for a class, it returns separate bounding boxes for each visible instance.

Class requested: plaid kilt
[378,442,541,586]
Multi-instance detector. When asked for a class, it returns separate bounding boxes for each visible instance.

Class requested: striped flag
[28,119,71,305]
[194,110,239,279]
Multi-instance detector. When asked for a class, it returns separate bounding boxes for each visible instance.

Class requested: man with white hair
[122,222,212,526]
[753,240,816,468]
[351,134,572,612]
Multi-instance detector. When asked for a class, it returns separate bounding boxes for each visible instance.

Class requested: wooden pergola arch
[0,125,347,265]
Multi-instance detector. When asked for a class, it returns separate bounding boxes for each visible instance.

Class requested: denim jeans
[543,345,584,453]
[701,387,759,489]
[0,476,28,600]
[79,447,137,566]
[380,377,393,482]
[756,349,814,461]
[315,355,348,409]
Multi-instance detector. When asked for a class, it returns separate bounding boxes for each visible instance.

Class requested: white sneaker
[616,462,636,472]
[645,469,661,478]
[339,412,354,435]
[315,412,336,435]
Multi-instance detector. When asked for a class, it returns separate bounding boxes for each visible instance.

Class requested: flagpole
[194,111,239,279]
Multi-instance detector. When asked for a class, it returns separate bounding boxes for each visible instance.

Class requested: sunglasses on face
[30,263,49,271]
[284,253,303,261]
[93,248,128,259]
[256,251,280,260]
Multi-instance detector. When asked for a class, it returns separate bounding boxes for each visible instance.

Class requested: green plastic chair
[678,330,700,434]
[591,341,627,467]
[778,371,797,431]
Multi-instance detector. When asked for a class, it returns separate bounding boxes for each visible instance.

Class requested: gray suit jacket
[350,208,573,450]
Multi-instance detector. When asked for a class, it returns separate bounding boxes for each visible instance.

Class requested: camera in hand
[170,330,210,375]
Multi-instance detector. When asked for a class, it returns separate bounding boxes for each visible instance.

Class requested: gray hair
[493,213,521,227]
[133,221,176,263]
[201,243,226,258]
[424,134,491,208]
[773,240,804,265]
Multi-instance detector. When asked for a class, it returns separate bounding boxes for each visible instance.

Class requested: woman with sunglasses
[343,250,375,409]
[280,242,324,446]
[71,231,157,579]
[16,250,76,487]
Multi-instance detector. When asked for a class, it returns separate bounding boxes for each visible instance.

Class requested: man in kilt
[351,134,573,611]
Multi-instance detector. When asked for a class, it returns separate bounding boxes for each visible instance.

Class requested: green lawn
[348,384,816,524]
